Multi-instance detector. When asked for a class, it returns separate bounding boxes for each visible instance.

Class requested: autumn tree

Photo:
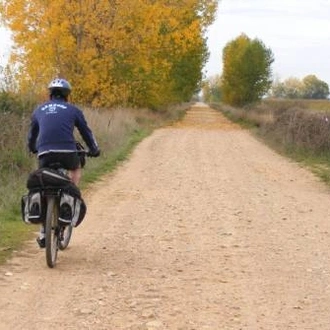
[302,75,329,99]
[222,34,274,106]
[270,75,329,99]
[0,0,218,108]
[270,77,304,99]
[202,74,222,103]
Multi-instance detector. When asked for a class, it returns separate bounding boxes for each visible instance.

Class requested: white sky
[204,0,330,84]
[0,27,12,65]
[1,1,330,85]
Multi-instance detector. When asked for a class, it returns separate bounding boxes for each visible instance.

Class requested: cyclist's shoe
[36,237,46,248]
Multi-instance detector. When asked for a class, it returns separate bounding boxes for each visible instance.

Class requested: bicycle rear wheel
[58,225,73,250]
[45,196,59,268]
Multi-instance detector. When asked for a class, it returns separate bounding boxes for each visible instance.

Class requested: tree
[0,0,218,108]
[270,77,304,99]
[302,75,329,99]
[269,75,329,99]
[202,74,222,102]
[222,34,274,106]
[269,77,286,98]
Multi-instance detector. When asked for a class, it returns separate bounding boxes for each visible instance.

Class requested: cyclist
[27,78,100,248]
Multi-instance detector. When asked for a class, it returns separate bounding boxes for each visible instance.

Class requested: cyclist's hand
[88,149,101,157]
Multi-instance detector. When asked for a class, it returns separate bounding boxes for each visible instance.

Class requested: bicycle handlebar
[81,150,100,158]
[76,141,100,158]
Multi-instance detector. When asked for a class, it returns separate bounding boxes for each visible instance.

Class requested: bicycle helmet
[48,78,72,99]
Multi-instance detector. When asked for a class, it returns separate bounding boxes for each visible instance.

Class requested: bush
[212,99,330,156]
[0,91,37,115]
[262,108,330,153]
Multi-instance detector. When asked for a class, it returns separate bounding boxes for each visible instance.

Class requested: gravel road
[1,103,330,330]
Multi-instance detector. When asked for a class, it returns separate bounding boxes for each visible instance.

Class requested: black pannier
[58,191,86,227]
[27,167,73,190]
[21,190,46,224]
[22,168,87,227]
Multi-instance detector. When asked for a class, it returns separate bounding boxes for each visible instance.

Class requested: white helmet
[48,78,72,98]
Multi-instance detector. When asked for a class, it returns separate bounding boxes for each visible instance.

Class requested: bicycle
[43,152,89,268]
[22,149,89,268]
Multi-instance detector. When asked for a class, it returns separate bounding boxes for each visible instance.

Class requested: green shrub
[0,91,37,115]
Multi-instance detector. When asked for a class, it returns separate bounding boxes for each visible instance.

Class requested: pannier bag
[59,192,86,227]
[21,190,45,224]
[27,168,72,190]
[21,168,87,226]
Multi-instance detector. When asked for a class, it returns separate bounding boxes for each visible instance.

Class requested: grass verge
[258,137,330,187]
[80,128,149,188]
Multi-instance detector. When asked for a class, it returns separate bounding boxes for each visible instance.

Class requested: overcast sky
[0,26,11,67]
[1,1,330,85]
[204,0,330,84]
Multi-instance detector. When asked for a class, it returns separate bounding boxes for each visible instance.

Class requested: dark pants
[38,152,81,170]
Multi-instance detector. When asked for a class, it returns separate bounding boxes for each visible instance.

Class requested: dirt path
[1,103,330,329]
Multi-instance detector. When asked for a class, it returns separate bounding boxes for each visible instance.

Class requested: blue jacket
[28,99,99,156]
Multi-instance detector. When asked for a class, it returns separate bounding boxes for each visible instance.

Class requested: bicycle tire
[45,196,59,268]
[58,225,73,250]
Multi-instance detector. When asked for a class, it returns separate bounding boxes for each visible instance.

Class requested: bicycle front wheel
[45,196,59,268]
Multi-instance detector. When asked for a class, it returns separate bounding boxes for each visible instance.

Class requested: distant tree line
[203,33,329,105]
[269,75,329,99]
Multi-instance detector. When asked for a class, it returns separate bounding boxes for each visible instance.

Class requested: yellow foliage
[1,0,218,107]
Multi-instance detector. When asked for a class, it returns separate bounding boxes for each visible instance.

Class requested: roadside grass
[0,102,190,264]
[260,139,330,187]
[0,211,33,264]
[80,128,149,188]
[211,99,330,188]
[256,133,330,182]
[302,156,330,184]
